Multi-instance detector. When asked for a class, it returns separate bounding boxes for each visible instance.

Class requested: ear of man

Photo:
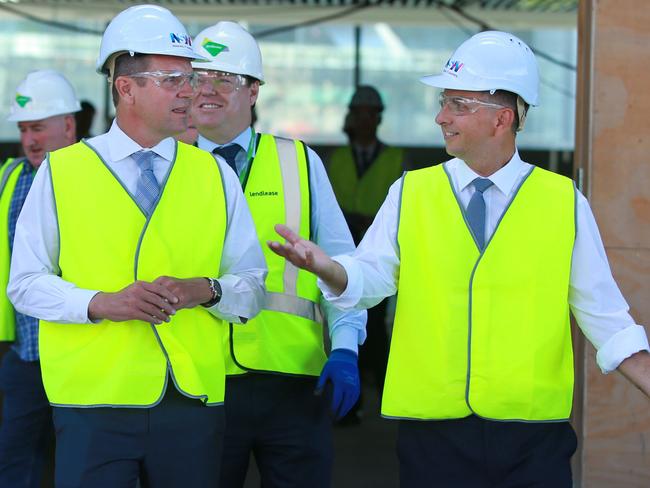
[494,107,517,135]
[64,114,77,144]
[114,77,136,106]
[248,79,260,106]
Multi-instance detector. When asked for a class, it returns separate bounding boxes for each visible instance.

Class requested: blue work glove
[316,348,360,420]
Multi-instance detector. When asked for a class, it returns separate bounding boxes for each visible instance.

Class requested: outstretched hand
[267,224,328,275]
[267,224,349,296]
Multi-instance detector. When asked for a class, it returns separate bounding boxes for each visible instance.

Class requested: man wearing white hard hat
[0,69,79,488]
[7,5,266,487]
[191,21,365,488]
[268,31,650,486]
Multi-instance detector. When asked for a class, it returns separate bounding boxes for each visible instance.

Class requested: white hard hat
[96,4,207,75]
[192,21,265,84]
[7,70,81,122]
[420,31,539,106]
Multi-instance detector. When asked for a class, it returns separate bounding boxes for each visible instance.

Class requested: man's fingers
[141,290,176,316]
[268,241,306,266]
[143,280,179,304]
[267,240,289,258]
[132,309,163,325]
[331,384,344,419]
[138,301,172,323]
[274,224,301,245]
[339,391,356,419]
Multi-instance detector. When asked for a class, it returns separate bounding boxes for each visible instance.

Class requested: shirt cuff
[317,255,362,310]
[596,324,650,373]
[74,289,101,324]
[207,275,253,324]
[330,324,361,353]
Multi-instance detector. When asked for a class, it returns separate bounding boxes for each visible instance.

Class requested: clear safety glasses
[193,70,248,94]
[438,93,508,116]
[126,71,199,91]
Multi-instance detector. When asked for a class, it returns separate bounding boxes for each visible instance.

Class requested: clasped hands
[88,276,212,324]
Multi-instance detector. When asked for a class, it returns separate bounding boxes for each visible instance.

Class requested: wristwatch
[201,277,222,308]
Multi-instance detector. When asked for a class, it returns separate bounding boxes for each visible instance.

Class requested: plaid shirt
[8,159,39,361]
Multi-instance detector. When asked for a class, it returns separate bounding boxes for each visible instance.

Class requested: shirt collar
[456,150,525,196]
[19,158,35,174]
[197,126,252,156]
[107,119,176,162]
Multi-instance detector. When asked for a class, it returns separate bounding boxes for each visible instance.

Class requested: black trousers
[53,384,225,488]
[397,415,577,488]
[220,374,333,488]
[0,350,54,488]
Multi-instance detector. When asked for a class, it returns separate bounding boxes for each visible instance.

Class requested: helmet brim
[420,74,539,107]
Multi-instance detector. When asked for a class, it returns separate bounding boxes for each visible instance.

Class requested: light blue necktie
[467,177,494,250]
[133,150,160,216]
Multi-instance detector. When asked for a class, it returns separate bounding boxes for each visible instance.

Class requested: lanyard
[238,126,256,188]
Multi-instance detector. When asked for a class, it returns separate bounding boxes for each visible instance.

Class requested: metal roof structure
[2,0,577,10]
[0,0,578,31]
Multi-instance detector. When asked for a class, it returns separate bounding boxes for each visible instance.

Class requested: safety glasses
[126,71,199,91]
[438,93,508,116]
[193,70,248,94]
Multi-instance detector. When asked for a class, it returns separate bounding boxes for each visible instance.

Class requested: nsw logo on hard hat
[169,33,192,47]
[444,59,464,77]
[202,38,228,57]
[15,93,31,108]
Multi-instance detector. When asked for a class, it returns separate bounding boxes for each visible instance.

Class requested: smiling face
[18,114,75,168]
[192,70,259,144]
[434,89,508,163]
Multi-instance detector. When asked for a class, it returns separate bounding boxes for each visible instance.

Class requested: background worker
[0,69,80,488]
[191,21,366,488]
[328,86,404,421]
[329,85,404,244]
[269,31,650,487]
[7,5,266,487]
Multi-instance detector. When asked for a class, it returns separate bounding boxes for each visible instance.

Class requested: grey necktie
[466,177,494,250]
[213,144,240,174]
[133,150,160,216]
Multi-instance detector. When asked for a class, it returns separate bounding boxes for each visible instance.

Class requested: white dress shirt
[198,128,367,352]
[8,120,267,325]
[322,151,649,373]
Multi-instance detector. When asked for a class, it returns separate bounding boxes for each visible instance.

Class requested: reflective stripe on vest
[264,291,324,324]
[41,141,227,407]
[0,158,24,341]
[383,164,575,421]
[226,134,326,376]
[329,145,404,217]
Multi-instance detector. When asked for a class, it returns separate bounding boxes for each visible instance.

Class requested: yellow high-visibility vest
[40,141,228,407]
[383,164,576,421]
[328,145,403,217]
[225,134,326,376]
[0,158,24,342]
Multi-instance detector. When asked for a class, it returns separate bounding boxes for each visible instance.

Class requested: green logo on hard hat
[15,93,32,108]
[202,38,228,57]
